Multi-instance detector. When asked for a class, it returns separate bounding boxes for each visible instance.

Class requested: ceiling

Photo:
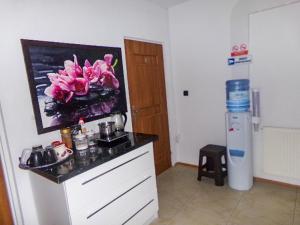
[145,0,190,9]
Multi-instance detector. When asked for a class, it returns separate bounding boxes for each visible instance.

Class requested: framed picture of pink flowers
[21,39,127,134]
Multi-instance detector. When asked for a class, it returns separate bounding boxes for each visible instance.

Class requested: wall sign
[228,55,252,66]
[228,43,252,66]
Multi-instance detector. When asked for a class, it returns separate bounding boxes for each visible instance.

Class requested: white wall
[250,3,300,129]
[168,0,238,165]
[231,0,300,78]
[0,0,176,224]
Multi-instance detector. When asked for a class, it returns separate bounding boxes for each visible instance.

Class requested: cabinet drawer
[71,176,157,225]
[123,199,158,225]
[64,144,155,216]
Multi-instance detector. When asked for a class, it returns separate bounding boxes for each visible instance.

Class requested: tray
[97,131,128,143]
[19,154,73,170]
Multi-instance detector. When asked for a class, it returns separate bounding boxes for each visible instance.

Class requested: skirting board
[175,162,300,189]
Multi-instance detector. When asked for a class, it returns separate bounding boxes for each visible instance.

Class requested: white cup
[20,149,32,165]
[54,144,73,161]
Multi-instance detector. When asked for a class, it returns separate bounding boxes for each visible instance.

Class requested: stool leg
[198,152,204,181]
[214,154,224,186]
[206,157,214,172]
[222,154,228,176]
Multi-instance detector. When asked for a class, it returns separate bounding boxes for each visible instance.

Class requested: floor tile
[293,213,300,225]
[228,198,294,225]
[150,217,172,225]
[241,182,297,214]
[296,189,300,209]
[150,165,297,225]
[222,182,296,225]
[168,205,228,225]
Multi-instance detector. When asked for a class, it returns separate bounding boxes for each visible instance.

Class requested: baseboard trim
[175,162,300,188]
[253,177,300,189]
[175,162,198,169]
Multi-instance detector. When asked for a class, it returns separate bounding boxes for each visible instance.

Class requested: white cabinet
[30,143,158,225]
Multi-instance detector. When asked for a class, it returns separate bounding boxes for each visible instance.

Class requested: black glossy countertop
[31,132,158,184]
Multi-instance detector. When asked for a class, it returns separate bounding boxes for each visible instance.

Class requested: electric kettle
[111,112,127,131]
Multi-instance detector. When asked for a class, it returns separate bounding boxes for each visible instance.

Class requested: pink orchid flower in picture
[100,54,116,74]
[73,77,89,96]
[64,55,82,78]
[44,84,74,103]
[100,71,120,89]
[44,54,119,103]
[83,59,101,83]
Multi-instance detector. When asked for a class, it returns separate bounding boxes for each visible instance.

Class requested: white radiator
[263,127,300,179]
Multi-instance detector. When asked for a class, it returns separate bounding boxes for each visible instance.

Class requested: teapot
[110,112,127,131]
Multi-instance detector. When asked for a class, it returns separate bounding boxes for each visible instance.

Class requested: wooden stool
[197,144,227,186]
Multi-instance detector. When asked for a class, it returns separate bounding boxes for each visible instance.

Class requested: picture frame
[21,39,127,134]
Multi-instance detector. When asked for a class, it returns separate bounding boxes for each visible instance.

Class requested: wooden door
[124,39,171,175]
[0,160,13,225]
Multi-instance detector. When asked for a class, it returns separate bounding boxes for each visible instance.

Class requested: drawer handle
[122,199,154,225]
[82,151,149,185]
[87,176,152,219]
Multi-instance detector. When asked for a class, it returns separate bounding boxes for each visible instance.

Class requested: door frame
[123,36,179,165]
[0,101,24,225]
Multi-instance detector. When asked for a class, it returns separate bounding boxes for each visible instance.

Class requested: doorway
[124,39,172,175]
[0,158,13,225]
[249,2,300,181]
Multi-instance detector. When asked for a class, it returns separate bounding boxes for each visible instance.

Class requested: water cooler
[226,79,253,191]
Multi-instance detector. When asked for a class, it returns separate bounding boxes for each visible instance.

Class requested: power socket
[183,90,189,96]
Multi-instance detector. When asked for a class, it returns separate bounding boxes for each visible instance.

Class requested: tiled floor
[150,165,300,225]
